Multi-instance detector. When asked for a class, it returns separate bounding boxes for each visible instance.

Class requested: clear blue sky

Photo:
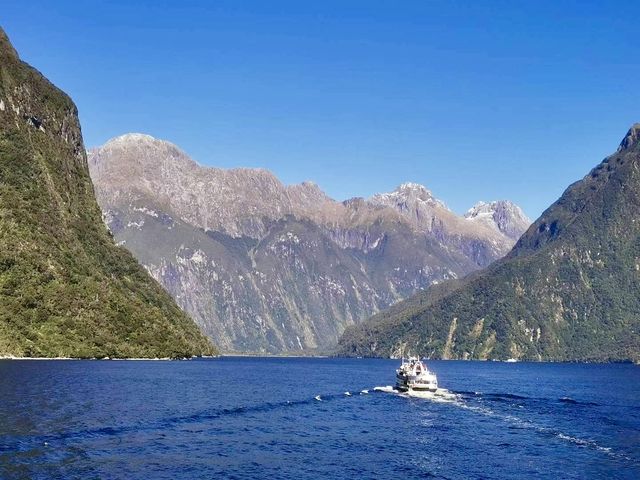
[2,0,639,218]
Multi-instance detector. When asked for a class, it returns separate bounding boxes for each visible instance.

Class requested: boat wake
[455,390,603,407]
[373,386,396,393]
[373,385,460,403]
[457,401,623,457]
[370,385,623,459]
[304,384,624,460]
[20,383,622,464]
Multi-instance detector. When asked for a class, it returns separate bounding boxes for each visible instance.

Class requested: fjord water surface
[1,358,638,479]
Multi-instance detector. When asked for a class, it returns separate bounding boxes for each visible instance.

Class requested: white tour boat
[395,357,438,393]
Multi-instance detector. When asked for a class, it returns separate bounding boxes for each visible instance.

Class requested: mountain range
[0,28,215,358]
[88,134,529,353]
[337,125,640,363]
[3,21,637,363]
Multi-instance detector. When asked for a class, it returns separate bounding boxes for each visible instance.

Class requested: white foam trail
[309,386,617,459]
[372,386,459,404]
[406,388,459,403]
[456,400,617,457]
[363,384,618,458]
[555,433,612,453]
[373,386,397,393]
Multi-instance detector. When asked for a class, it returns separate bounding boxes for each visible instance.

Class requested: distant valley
[88,134,530,353]
[338,125,640,363]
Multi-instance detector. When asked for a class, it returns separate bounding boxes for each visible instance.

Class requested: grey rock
[88,134,530,353]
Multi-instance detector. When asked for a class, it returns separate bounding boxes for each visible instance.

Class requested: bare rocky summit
[88,134,530,353]
[464,200,530,240]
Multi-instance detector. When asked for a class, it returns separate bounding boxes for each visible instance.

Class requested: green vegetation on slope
[337,126,640,362]
[0,28,216,358]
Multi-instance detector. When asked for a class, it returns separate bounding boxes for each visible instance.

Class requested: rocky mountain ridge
[88,133,530,353]
[337,125,640,362]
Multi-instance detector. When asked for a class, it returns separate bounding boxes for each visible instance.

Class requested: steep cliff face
[0,28,215,358]
[89,134,529,353]
[337,125,640,363]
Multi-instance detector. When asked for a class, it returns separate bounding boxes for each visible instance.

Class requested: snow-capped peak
[465,200,520,218]
[465,200,530,240]
[369,182,447,209]
[397,182,431,193]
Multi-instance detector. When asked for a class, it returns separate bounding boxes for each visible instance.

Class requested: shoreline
[0,355,636,364]
[0,355,220,361]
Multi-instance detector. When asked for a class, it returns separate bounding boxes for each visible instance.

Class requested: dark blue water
[1,358,638,479]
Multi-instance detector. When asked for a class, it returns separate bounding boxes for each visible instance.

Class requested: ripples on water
[0,358,638,479]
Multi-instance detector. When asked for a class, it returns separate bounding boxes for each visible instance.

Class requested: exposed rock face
[88,134,530,353]
[338,125,640,363]
[465,201,530,240]
[88,133,308,238]
[0,29,215,358]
